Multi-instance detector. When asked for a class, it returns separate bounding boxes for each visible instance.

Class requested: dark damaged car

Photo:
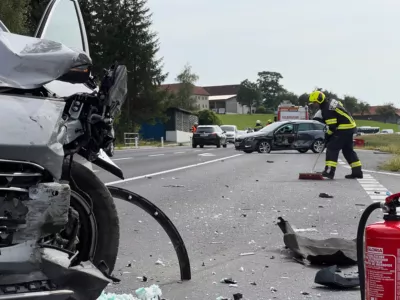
[235,120,326,154]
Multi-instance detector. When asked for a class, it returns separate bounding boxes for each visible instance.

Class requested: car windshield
[259,122,288,132]
[196,127,215,133]
[221,126,235,132]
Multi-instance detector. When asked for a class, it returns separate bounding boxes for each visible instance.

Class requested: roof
[353,105,400,116]
[209,94,236,101]
[203,85,240,96]
[160,83,209,96]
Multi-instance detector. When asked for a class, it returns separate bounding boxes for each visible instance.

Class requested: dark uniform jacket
[319,99,357,136]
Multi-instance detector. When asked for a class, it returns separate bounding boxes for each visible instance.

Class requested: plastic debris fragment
[97,285,162,300]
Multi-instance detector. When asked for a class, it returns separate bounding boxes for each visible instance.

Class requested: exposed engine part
[0,159,71,246]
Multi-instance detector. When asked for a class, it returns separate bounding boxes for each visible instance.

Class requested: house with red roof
[203,85,252,114]
[353,106,400,124]
[160,83,210,110]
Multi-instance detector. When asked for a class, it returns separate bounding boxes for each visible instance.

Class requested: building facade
[160,83,209,110]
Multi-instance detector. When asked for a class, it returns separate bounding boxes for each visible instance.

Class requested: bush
[255,106,266,114]
[198,109,222,126]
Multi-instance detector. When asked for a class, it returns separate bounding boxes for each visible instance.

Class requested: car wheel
[200,145,204,148]
[257,140,271,153]
[297,149,309,153]
[223,143,227,148]
[244,150,253,154]
[311,139,324,153]
[192,144,197,148]
[216,140,221,148]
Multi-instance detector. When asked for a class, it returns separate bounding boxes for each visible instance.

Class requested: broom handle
[311,143,326,173]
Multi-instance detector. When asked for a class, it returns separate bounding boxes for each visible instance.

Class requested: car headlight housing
[245,137,255,142]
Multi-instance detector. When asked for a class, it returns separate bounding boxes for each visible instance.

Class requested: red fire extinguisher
[357,192,400,300]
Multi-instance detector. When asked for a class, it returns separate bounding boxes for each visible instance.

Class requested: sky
[147,0,400,106]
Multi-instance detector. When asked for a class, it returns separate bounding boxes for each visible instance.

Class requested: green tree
[343,95,360,114]
[257,71,284,109]
[298,93,310,106]
[78,0,169,138]
[275,90,299,106]
[173,63,199,110]
[0,0,30,34]
[237,79,262,114]
[26,0,50,35]
[358,101,371,116]
[376,103,397,123]
[198,110,221,125]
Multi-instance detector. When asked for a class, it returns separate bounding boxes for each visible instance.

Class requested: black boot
[317,166,329,175]
[345,167,363,179]
[322,167,335,179]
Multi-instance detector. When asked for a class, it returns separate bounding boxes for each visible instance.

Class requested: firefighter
[309,90,363,179]
[254,120,263,132]
[191,122,198,133]
[266,119,273,126]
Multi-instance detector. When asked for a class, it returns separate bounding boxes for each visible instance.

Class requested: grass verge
[218,114,275,130]
[358,134,400,171]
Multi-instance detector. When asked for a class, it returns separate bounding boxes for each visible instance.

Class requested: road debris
[301,291,310,295]
[319,192,334,198]
[216,297,228,300]
[220,278,237,284]
[239,267,244,272]
[270,287,277,292]
[98,284,162,300]
[136,276,148,282]
[277,217,357,265]
[155,259,165,266]
[266,160,274,163]
[233,293,243,300]
[239,252,255,256]
[355,203,366,206]
[250,281,257,285]
[314,265,359,289]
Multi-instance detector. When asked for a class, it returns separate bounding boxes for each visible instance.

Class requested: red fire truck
[276,102,309,121]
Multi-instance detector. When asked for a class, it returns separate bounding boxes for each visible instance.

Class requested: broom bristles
[298,173,324,180]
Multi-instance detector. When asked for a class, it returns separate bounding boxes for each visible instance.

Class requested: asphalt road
[95,144,397,300]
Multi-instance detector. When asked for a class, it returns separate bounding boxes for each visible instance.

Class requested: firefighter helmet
[309,90,326,104]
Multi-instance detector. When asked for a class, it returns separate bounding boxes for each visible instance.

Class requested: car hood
[238,131,272,139]
[0,31,91,89]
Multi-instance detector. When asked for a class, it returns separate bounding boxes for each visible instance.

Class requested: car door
[34,0,93,97]
[294,123,314,148]
[273,123,296,148]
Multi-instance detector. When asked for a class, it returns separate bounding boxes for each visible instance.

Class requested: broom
[298,143,326,180]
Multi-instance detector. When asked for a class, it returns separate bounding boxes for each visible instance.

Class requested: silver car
[221,125,238,143]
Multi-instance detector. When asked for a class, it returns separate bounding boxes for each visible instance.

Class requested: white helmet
[256,120,261,125]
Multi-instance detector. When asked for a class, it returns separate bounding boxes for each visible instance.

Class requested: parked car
[220,125,238,143]
[235,120,325,154]
[192,125,227,148]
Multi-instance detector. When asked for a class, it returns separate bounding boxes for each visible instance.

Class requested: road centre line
[149,154,165,157]
[105,154,243,186]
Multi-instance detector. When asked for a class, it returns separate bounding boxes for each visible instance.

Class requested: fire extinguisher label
[366,246,397,299]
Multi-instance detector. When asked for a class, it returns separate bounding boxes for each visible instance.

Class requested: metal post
[161,137,164,148]
[135,137,138,149]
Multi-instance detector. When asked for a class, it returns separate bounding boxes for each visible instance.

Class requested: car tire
[297,149,309,153]
[200,145,204,148]
[311,139,324,153]
[223,143,227,148]
[216,140,221,148]
[192,144,197,148]
[244,150,253,154]
[257,140,271,153]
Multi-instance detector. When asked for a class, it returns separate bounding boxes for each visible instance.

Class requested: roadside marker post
[161,137,164,148]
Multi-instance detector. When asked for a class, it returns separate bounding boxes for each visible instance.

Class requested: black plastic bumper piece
[0,290,74,300]
[107,186,191,281]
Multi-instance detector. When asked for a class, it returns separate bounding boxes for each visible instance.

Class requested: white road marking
[112,157,132,161]
[342,165,400,176]
[356,174,391,202]
[198,153,216,157]
[338,159,346,165]
[149,154,165,157]
[174,152,185,154]
[105,154,243,185]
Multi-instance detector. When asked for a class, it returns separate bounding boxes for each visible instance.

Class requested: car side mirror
[57,64,92,84]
